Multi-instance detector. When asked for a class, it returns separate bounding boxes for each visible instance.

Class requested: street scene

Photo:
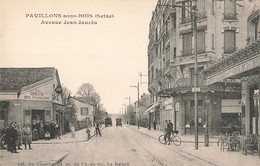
[1,0,260,165]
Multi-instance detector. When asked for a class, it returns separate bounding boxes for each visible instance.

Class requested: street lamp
[130,83,140,129]
[158,0,199,150]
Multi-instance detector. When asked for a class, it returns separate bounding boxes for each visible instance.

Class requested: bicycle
[0,133,7,149]
[158,130,181,146]
[217,131,240,146]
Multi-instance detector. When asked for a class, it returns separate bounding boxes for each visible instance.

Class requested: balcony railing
[180,12,207,24]
[180,17,192,24]
[223,13,237,20]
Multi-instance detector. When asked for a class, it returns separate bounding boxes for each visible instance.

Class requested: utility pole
[130,82,140,129]
[157,0,199,150]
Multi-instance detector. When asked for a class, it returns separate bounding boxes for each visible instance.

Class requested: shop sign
[13,103,21,107]
[23,89,51,100]
[206,56,260,85]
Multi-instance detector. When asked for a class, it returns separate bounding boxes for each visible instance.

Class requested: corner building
[0,67,65,135]
[147,0,246,135]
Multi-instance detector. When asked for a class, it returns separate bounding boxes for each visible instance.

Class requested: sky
[0,0,158,114]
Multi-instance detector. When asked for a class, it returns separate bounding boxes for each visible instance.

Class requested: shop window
[81,107,89,116]
[46,110,51,116]
[183,33,192,56]
[224,30,236,54]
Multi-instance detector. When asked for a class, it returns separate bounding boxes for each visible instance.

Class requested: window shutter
[197,30,205,54]
[224,30,236,53]
[183,33,192,56]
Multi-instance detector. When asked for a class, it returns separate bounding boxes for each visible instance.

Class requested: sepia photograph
[1,0,260,165]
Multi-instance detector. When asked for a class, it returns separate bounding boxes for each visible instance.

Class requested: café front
[0,68,65,137]
[202,40,260,136]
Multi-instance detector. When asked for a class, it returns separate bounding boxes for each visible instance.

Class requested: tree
[76,83,101,104]
[61,86,76,132]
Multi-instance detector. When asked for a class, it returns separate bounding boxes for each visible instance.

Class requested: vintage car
[116,118,122,127]
[105,117,112,127]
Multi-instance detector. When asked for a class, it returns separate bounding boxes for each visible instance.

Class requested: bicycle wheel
[173,136,181,146]
[158,135,168,145]
[0,134,7,149]
[217,138,221,146]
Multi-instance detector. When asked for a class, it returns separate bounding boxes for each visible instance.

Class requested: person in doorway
[153,120,157,130]
[22,124,32,150]
[39,120,44,139]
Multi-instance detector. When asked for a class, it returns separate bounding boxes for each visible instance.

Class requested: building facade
[147,0,248,135]
[0,67,65,135]
[69,97,94,130]
[203,0,260,136]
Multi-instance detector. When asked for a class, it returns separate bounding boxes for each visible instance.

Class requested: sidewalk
[0,127,102,166]
[32,127,97,144]
[128,125,260,166]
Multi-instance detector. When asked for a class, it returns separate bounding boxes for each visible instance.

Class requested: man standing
[9,122,18,153]
[23,125,32,150]
[153,120,157,130]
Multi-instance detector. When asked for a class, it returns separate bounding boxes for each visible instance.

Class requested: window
[183,33,192,56]
[212,0,215,14]
[197,30,205,54]
[253,17,259,41]
[80,107,89,116]
[173,14,176,29]
[174,47,176,58]
[197,0,206,18]
[224,0,236,20]
[224,30,236,54]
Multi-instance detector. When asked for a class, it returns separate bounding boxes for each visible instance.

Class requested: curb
[51,151,70,166]
[128,126,219,144]
[32,127,105,145]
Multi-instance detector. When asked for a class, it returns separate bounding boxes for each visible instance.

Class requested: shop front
[203,40,260,136]
[0,67,65,139]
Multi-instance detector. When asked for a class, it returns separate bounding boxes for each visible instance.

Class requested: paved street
[1,126,260,166]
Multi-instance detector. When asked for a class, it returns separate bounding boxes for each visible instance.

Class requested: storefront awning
[144,103,160,114]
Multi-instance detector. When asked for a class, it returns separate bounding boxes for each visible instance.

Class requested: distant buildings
[147,0,259,135]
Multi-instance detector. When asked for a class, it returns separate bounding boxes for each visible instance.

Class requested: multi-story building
[147,0,247,135]
[203,0,260,136]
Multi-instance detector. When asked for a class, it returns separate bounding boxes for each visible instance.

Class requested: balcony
[148,79,159,92]
[148,39,159,51]
[177,51,215,66]
[180,17,192,24]
[180,12,207,25]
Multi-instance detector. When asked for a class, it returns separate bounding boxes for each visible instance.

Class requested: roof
[0,67,55,91]
[70,96,94,106]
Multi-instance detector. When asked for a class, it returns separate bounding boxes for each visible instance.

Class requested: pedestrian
[32,121,39,141]
[9,122,18,153]
[55,123,61,139]
[86,127,91,140]
[15,124,23,150]
[148,121,151,130]
[22,124,32,150]
[44,121,51,140]
[5,123,12,152]
[153,120,157,130]
[70,125,75,138]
